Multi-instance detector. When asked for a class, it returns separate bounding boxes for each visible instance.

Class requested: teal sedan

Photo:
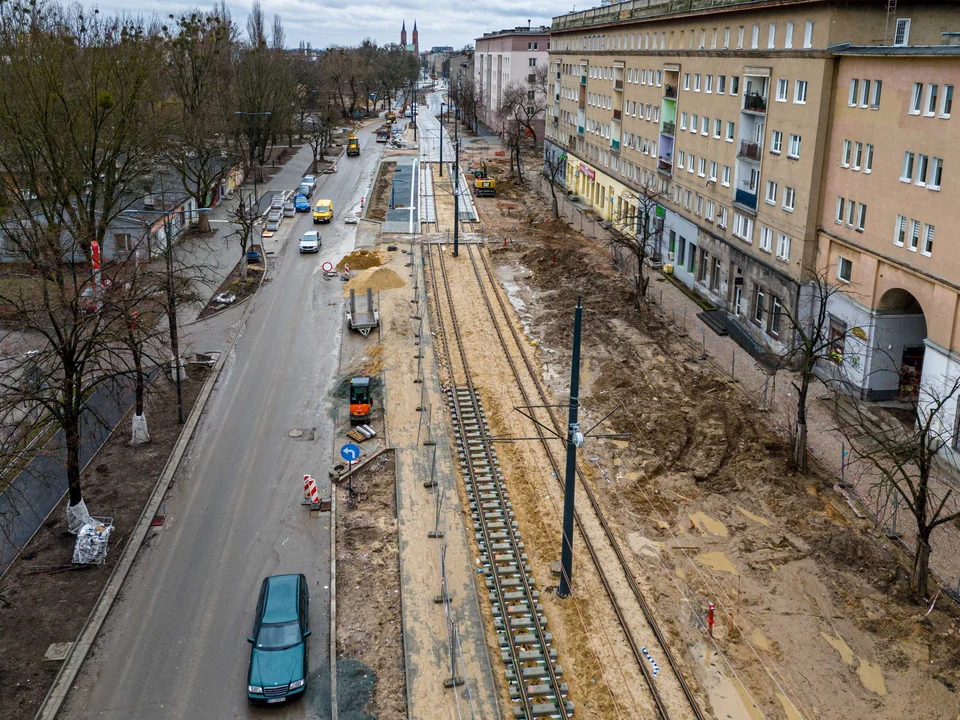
[247,574,310,704]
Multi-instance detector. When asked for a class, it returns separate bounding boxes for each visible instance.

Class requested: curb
[34,265,265,720]
[184,257,268,328]
[329,481,338,720]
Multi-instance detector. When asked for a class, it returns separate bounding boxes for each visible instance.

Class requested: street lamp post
[453,80,461,258]
[439,102,446,177]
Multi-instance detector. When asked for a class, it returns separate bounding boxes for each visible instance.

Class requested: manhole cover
[288,428,316,441]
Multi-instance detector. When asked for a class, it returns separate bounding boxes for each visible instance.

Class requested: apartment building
[475,26,549,138]
[546,0,960,367]
[817,42,960,439]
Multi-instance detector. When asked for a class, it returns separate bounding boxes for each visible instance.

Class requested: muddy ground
[367,161,396,222]
[0,368,206,720]
[336,451,405,720]
[463,159,960,719]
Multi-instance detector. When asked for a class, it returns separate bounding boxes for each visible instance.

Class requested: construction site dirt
[439,161,960,719]
[335,450,405,720]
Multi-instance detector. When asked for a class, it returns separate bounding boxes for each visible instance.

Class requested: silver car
[283,200,295,217]
[265,208,283,232]
[298,231,320,253]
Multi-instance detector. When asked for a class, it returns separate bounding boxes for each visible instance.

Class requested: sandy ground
[336,451,405,720]
[458,157,960,720]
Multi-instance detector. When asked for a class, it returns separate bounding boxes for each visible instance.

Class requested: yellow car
[313,200,333,224]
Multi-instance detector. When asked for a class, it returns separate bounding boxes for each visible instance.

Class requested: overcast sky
[89,0,573,51]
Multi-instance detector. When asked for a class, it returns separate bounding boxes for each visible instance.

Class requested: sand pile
[337,249,384,271]
[342,266,406,296]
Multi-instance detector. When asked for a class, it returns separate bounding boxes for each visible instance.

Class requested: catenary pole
[556,296,583,599]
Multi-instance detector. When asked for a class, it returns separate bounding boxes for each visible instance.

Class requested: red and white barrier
[302,474,320,506]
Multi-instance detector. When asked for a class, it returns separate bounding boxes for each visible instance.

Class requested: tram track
[424,236,706,720]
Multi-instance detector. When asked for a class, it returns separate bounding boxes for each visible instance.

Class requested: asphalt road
[61,125,382,720]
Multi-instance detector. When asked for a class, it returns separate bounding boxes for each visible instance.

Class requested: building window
[846,199,856,227]
[776,79,788,102]
[837,257,852,283]
[871,80,882,109]
[115,233,133,254]
[706,75,714,93]
[657,70,663,86]
[835,196,845,224]
[894,17,911,46]
[941,85,953,118]
[529,58,537,66]
[926,84,939,116]
[737,26,744,49]
[860,79,871,108]
[709,161,718,181]
[705,199,715,222]
[853,142,863,171]
[783,186,796,212]
[690,114,698,133]
[909,219,921,250]
[848,79,859,107]
[753,286,765,324]
[701,116,709,135]
[894,215,906,246]
[829,316,846,363]
[901,151,915,182]
[916,154,929,186]
[794,80,808,104]
[725,121,735,142]
[788,134,801,159]
[920,224,935,256]
[733,213,754,242]
[803,20,814,48]
[713,118,721,138]
[768,23,776,48]
[929,157,943,190]
[856,202,867,231]
[722,165,731,186]
[698,157,706,176]
[718,75,726,94]
[694,74,702,92]
[785,22,794,48]
[910,83,923,114]
[683,73,691,90]
[770,130,782,154]
[864,144,874,173]
[718,206,729,228]
[776,233,791,261]
[697,248,709,282]
[760,225,773,252]
[696,194,704,216]
[731,76,739,95]
[841,139,851,167]
[751,24,760,49]
[724,27,731,48]
[680,112,687,130]
[769,295,782,337]
[765,180,777,205]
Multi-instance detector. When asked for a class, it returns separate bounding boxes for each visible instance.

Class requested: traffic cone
[302,475,314,505]
[307,477,320,505]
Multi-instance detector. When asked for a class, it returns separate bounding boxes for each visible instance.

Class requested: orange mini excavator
[349,376,371,424]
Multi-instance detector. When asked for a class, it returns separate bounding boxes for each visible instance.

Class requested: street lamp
[122,206,211,424]
[439,103,446,177]
[235,111,273,204]
[453,78,462,257]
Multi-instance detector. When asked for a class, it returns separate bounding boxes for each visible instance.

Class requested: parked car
[296,183,313,199]
[298,231,320,253]
[312,199,333,224]
[270,193,284,210]
[283,199,295,217]
[265,208,283,232]
[301,175,317,190]
[247,574,310,704]
[294,194,311,213]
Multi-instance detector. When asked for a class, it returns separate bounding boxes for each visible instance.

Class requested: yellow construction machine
[473,158,497,197]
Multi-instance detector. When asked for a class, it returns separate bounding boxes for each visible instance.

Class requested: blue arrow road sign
[340,443,361,462]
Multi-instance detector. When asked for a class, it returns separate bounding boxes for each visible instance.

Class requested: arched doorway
[876,288,927,401]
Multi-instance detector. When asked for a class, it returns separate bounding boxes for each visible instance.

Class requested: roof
[829,42,960,56]
[479,26,550,39]
[263,575,300,623]
[352,376,371,387]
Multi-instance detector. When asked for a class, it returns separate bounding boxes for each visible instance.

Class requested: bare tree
[499,78,546,144]
[608,185,665,310]
[835,378,960,599]
[542,146,567,219]
[227,190,260,282]
[777,268,867,471]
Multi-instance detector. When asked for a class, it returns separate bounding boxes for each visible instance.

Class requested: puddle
[749,629,770,652]
[690,511,729,537]
[776,692,805,720]
[819,631,854,665]
[696,551,739,575]
[627,532,662,559]
[690,641,761,720]
[857,657,887,696]
[736,505,771,527]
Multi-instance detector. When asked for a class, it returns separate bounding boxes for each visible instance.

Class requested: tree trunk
[198,213,212,234]
[793,368,812,471]
[132,348,150,446]
[65,418,83,507]
[911,533,932,600]
[240,254,249,282]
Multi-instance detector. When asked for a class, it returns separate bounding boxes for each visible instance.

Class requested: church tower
[412,20,419,55]
[400,20,407,48]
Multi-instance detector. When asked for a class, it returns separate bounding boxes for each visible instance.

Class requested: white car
[301,175,317,190]
[299,231,320,254]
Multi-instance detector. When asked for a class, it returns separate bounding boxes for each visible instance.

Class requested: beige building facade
[546,0,960,375]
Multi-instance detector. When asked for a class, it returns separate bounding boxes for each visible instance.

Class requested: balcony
[611,139,620,153]
[742,92,767,115]
[661,120,675,137]
[657,157,673,175]
[614,79,624,92]
[580,75,587,86]
[613,109,622,122]
[577,125,584,135]
[737,140,762,162]
[566,136,576,150]
[734,188,758,211]
[663,84,678,100]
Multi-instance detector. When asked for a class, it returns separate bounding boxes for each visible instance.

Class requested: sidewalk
[532,174,960,597]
